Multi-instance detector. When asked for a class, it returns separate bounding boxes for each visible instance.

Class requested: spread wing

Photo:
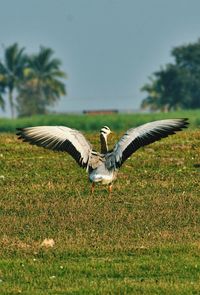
[16,126,92,168]
[106,118,189,169]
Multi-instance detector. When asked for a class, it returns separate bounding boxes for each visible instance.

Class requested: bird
[16,118,189,194]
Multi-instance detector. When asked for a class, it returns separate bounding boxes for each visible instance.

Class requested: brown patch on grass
[193,241,200,249]
[0,236,32,250]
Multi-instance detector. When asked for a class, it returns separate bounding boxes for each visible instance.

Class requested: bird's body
[89,162,117,184]
[17,118,188,193]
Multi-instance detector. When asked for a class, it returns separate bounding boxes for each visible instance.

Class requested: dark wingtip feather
[16,127,26,139]
[180,118,189,129]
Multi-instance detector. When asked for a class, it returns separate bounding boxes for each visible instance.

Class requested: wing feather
[106,118,189,169]
[16,126,92,168]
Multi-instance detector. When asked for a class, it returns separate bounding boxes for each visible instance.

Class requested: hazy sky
[1,0,200,116]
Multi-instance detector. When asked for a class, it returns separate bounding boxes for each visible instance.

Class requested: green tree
[0,72,6,111]
[141,39,200,111]
[17,47,66,117]
[0,43,27,117]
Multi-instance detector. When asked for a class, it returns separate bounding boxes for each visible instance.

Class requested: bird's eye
[103,126,110,130]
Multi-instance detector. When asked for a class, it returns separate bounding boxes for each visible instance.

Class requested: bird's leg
[108,184,113,195]
[91,182,95,194]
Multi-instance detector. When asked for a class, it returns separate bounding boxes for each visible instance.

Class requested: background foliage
[0,43,66,118]
[141,39,200,111]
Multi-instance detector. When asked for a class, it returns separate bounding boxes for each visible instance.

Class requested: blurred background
[0,0,200,121]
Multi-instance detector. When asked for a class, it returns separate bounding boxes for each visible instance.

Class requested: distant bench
[83,109,119,115]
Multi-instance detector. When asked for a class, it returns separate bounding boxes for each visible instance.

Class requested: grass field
[0,127,200,293]
[0,109,200,133]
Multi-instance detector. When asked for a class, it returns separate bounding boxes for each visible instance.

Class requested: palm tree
[17,47,66,117]
[0,43,27,118]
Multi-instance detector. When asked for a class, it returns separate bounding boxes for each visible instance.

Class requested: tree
[0,43,27,117]
[17,47,66,117]
[141,39,200,111]
[0,73,6,111]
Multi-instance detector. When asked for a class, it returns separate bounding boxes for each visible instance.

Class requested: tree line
[141,39,200,111]
[0,43,66,117]
[1,40,200,118]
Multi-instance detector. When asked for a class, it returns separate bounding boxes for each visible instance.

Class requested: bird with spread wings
[17,118,189,193]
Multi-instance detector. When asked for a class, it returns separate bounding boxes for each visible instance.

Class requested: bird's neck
[100,133,108,153]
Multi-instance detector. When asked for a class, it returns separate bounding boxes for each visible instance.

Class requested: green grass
[0,129,199,294]
[0,109,200,132]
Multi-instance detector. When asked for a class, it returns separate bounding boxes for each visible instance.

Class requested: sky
[1,0,200,117]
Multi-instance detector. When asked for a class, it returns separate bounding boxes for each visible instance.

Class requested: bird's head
[100,126,112,137]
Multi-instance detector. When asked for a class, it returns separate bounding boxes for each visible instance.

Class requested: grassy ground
[0,129,199,294]
[0,109,200,132]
